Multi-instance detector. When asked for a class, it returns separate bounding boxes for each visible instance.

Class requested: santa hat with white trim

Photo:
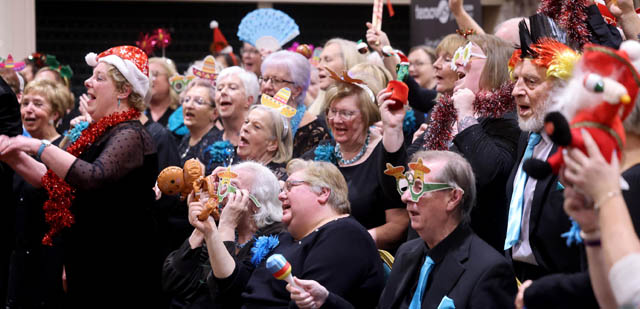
[85,45,150,98]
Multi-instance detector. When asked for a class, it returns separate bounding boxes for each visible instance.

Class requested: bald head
[494,17,528,47]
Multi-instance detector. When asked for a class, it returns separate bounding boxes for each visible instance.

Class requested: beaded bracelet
[594,191,622,210]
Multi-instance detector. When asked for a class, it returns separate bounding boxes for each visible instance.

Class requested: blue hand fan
[237,8,300,52]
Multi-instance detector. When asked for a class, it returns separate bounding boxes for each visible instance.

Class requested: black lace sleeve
[292,116,333,159]
[65,122,154,190]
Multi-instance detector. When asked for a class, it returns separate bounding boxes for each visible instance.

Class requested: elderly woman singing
[0,46,162,307]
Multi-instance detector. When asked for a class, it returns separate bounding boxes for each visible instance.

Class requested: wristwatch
[36,139,52,161]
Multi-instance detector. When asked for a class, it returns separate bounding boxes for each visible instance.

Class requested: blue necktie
[504,132,542,250]
[409,256,435,309]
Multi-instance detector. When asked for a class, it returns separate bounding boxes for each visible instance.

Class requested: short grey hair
[285,159,350,215]
[217,66,260,104]
[411,150,476,224]
[232,161,283,228]
[249,105,293,163]
[261,50,311,107]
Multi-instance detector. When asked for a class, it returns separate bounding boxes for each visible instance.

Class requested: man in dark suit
[507,18,599,308]
[379,150,516,309]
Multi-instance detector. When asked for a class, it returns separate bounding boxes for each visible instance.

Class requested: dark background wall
[35,1,410,97]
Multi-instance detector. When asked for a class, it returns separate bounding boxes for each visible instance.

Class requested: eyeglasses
[181,95,212,107]
[396,172,458,202]
[283,180,310,192]
[259,76,295,86]
[384,159,462,202]
[450,42,487,71]
[327,108,359,121]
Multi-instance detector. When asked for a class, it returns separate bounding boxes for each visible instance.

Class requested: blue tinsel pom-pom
[64,121,89,144]
[561,218,583,247]
[403,109,416,136]
[314,143,337,164]
[206,140,234,166]
[251,235,280,266]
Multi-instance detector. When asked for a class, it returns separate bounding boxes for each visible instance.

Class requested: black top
[293,115,332,159]
[585,4,623,49]
[61,120,163,307]
[8,137,65,308]
[145,120,180,172]
[146,106,176,127]
[162,223,284,309]
[213,216,385,309]
[303,141,406,231]
[178,127,222,166]
[406,75,438,114]
[451,115,521,252]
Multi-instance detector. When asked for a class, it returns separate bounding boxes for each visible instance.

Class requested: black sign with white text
[410,0,482,48]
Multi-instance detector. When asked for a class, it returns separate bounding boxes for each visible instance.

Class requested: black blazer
[379,224,517,309]
[505,132,581,273]
[507,132,597,308]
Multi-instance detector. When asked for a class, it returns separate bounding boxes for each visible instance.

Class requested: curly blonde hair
[107,65,146,112]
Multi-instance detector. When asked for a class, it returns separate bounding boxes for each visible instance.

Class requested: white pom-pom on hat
[85,52,98,67]
[210,20,219,29]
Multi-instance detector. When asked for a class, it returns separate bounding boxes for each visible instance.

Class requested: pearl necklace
[335,131,370,165]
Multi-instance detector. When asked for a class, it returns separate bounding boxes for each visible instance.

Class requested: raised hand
[366,22,391,54]
[188,193,219,236]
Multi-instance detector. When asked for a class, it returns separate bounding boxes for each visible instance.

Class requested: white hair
[232,161,282,228]
[217,66,260,104]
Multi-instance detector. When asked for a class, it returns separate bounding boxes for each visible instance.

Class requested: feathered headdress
[509,14,579,81]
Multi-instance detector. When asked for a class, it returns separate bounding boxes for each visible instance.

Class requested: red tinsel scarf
[538,0,591,48]
[40,108,140,245]
[423,82,515,151]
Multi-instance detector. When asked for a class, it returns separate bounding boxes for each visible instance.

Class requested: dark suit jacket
[507,132,597,308]
[379,224,517,309]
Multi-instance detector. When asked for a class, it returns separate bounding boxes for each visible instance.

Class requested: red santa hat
[581,40,640,120]
[210,20,232,54]
[85,45,149,98]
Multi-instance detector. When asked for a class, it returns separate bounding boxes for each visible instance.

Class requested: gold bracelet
[594,190,622,210]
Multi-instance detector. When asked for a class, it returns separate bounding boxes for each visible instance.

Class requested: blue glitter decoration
[314,143,337,164]
[206,140,234,167]
[403,109,416,136]
[250,235,280,266]
[561,218,583,247]
[64,121,89,144]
